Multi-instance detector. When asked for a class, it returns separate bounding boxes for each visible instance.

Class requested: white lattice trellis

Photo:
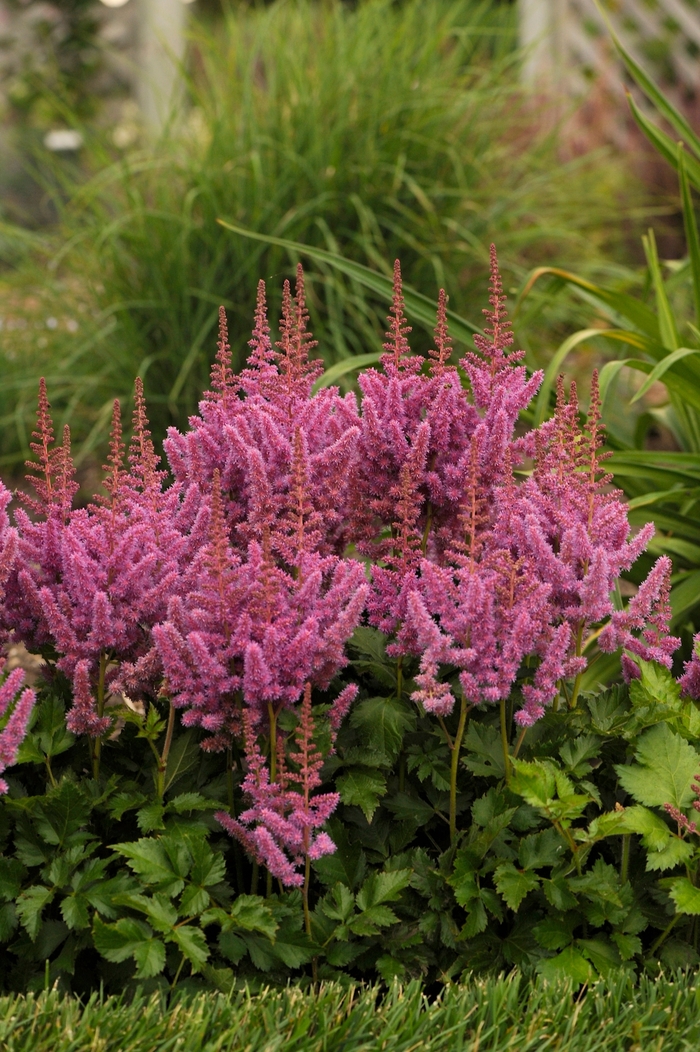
[519,0,700,97]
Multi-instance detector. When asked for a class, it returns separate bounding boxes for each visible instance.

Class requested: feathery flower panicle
[679,634,700,699]
[0,662,36,793]
[599,555,679,679]
[216,684,338,886]
[206,306,237,406]
[165,275,359,559]
[3,380,204,733]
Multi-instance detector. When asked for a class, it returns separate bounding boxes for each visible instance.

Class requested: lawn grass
[1,974,699,1051]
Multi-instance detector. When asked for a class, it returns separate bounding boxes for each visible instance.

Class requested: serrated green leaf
[350,695,415,766]
[269,931,314,968]
[463,724,505,778]
[337,768,387,822]
[93,915,153,964]
[111,837,190,895]
[0,857,25,902]
[106,790,148,821]
[227,896,277,939]
[578,937,622,977]
[509,760,556,808]
[322,883,355,924]
[60,895,90,931]
[16,885,53,940]
[542,875,578,911]
[462,901,487,938]
[34,781,92,847]
[180,885,211,917]
[494,863,539,911]
[218,931,247,965]
[133,937,166,979]
[0,902,18,941]
[312,820,366,890]
[16,695,74,764]
[537,946,594,984]
[170,924,209,972]
[349,904,398,935]
[611,931,642,961]
[669,877,700,915]
[356,869,410,910]
[136,802,165,833]
[616,724,700,810]
[533,913,576,950]
[169,792,219,813]
[518,829,565,871]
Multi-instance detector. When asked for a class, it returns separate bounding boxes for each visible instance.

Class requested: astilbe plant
[0,247,689,904]
[348,246,680,842]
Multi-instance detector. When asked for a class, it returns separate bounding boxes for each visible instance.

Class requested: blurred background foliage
[0,0,660,472]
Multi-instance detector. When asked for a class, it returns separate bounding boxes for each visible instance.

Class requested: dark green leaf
[337,769,387,822]
[494,863,539,911]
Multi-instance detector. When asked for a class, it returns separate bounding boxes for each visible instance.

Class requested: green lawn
[2,974,699,1052]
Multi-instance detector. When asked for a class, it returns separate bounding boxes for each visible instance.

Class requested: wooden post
[518,0,567,91]
[137,0,188,130]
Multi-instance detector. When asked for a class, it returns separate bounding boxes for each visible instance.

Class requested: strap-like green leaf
[642,229,679,350]
[631,347,700,403]
[314,351,383,392]
[217,219,480,343]
[520,267,659,338]
[625,92,700,193]
[679,146,700,330]
[533,329,607,427]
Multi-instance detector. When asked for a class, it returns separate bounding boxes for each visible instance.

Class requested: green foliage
[0,0,644,468]
[6,636,700,993]
[521,28,700,648]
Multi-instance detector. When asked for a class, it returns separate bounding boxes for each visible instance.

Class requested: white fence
[519,0,700,97]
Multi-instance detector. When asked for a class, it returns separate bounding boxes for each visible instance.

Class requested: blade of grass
[625,92,700,193]
[642,228,680,349]
[679,145,700,330]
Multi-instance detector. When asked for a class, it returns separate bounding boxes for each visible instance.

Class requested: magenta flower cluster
[0,248,690,884]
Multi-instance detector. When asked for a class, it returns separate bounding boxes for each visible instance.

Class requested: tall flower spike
[22,378,63,516]
[428,288,452,374]
[207,306,236,404]
[57,425,78,518]
[238,280,279,401]
[275,266,322,401]
[99,400,126,509]
[381,260,413,374]
[129,378,163,493]
[472,244,517,373]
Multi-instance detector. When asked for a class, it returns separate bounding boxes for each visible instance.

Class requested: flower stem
[155,699,176,800]
[512,727,527,760]
[92,650,108,780]
[620,833,631,884]
[647,914,681,958]
[449,694,469,846]
[500,697,511,784]
[569,624,584,709]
